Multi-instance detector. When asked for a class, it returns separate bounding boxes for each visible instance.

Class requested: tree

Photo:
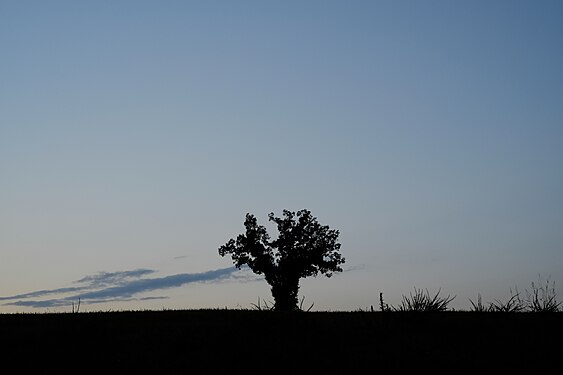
[218,209,345,311]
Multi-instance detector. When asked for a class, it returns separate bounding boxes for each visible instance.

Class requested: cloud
[2,267,240,308]
[6,299,68,308]
[139,296,168,301]
[228,267,264,283]
[72,268,236,301]
[343,264,366,272]
[0,268,157,302]
[75,269,155,287]
[0,286,83,301]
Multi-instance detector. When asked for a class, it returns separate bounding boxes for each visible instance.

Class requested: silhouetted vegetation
[2,309,562,372]
[71,298,81,313]
[468,275,561,313]
[468,293,491,312]
[219,209,344,311]
[489,288,526,312]
[379,292,390,312]
[379,287,455,312]
[397,287,455,312]
[250,297,274,311]
[524,275,561,312]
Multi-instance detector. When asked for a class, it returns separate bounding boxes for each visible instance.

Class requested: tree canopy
[219,209,344,311]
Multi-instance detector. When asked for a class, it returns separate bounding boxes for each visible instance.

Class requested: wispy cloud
[1,267,241,308]
[75,269,155,287]
[139,296,168,301]
[0,286,83,301]
[71,268,236,302]
[343,264,366,272]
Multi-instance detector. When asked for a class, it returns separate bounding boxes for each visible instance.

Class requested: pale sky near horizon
[1,0,563,312]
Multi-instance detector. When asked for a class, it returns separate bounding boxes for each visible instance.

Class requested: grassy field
[1,310,561,372]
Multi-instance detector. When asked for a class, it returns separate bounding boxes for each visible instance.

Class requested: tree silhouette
[219,209,345,311]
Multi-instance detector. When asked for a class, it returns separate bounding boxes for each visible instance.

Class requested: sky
[1,0,563,312]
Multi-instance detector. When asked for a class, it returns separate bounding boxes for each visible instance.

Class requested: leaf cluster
[218,209,345,281]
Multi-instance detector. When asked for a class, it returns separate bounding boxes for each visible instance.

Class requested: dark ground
[1,310,561,373]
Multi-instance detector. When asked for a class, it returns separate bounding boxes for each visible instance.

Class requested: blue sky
[1,0,563,312]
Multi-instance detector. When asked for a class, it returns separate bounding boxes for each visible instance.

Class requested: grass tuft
[250,297,275,311]
[524,275,561,312]
[391,287,455,312]
[468,294,492,312]
[489,288,525,312]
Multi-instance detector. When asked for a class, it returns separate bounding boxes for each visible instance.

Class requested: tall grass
[524,275,561,312]
[489,289,525,312]
[468,275,561,313]
[391,287,455,312]
[468,294,491,312]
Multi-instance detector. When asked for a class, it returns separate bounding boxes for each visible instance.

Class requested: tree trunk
[270,278,300,311]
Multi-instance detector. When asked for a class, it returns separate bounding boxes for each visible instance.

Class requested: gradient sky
[1,0,563,312]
